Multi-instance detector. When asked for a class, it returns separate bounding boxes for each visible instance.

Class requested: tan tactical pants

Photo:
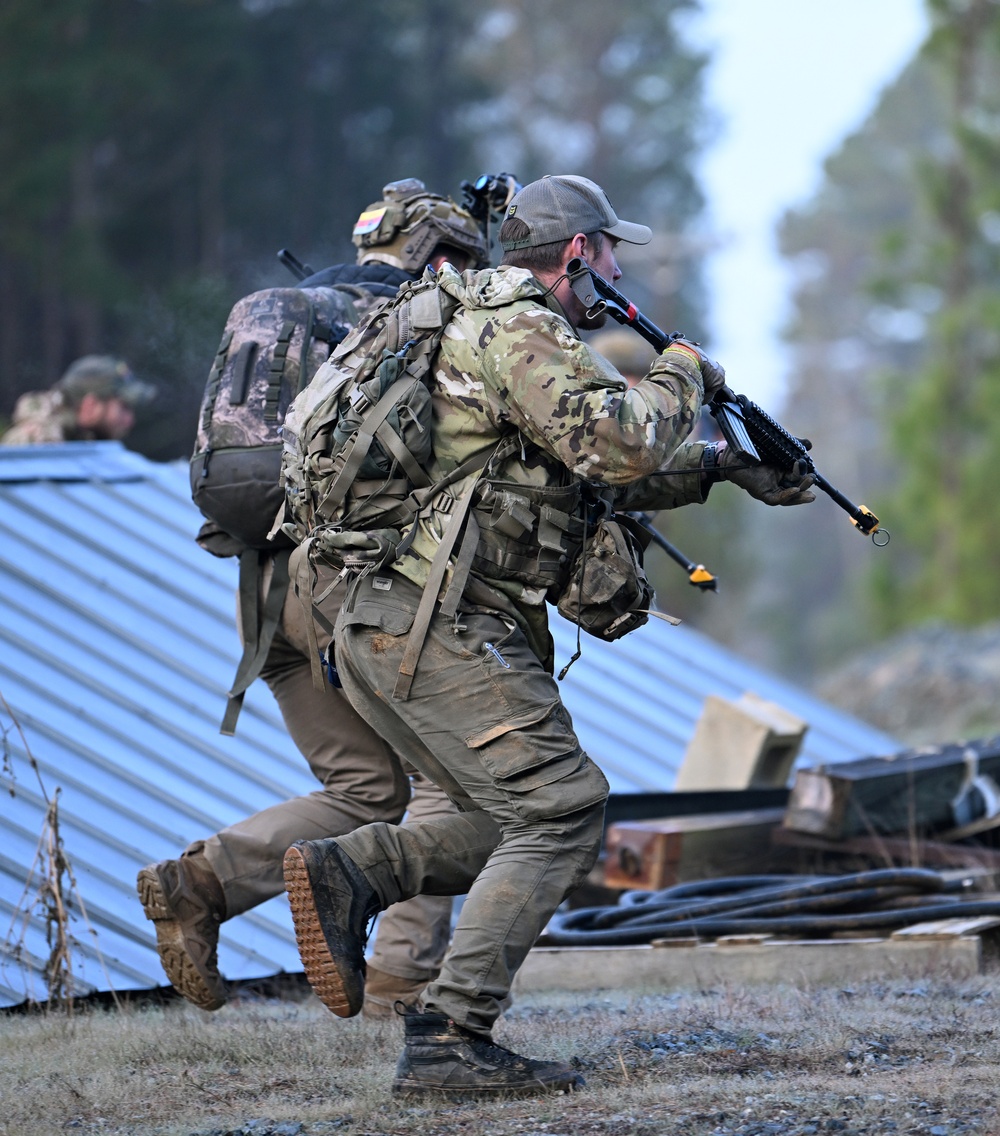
[333,571,609,1036]
[190,566,457,983]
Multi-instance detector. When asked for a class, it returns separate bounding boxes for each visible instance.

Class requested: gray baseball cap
[500,175,652,250]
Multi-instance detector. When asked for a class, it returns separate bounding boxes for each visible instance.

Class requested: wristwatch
[701,441,722,486]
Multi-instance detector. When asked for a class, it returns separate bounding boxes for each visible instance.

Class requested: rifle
[566,258,888,545]
[277,248,315,282]
[627,511,718,592]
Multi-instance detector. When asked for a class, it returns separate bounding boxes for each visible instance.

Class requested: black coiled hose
[545,869,1000,945]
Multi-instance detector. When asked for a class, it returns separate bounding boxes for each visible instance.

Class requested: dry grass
[3,973,1000,1136]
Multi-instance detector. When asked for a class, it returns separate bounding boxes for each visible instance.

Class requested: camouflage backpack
[190,285,357,553]
[275,268,523,700]
[279,270,462,565]
[189,284,358,734]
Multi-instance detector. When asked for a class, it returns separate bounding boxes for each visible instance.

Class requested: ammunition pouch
[471,472,652,643]
[471,478,586,591]
[555,514,653,642]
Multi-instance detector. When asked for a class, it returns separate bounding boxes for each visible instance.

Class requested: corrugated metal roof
[0,441,899,1007]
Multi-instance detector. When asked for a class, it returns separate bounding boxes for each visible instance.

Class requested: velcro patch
[353,207,387,237]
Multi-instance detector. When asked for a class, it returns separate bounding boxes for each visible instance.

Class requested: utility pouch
[555,515,654,642]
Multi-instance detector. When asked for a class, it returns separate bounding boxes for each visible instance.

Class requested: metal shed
[0,441,899,1007]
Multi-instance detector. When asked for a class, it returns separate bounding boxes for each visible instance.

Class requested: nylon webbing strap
[393,474,481,702]
[221,548,292,735]
[297,301,316,395]
[433,443,525,622]
[392,439,509,563]
[439,513,480,620]
[319,377,422,519]
[266,320,295,423]
[201,330,233,432]
[229,341,256,406]
[374,418,432,488]
[293,537,327,691]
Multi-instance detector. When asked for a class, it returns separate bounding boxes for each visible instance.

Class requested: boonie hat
[500,175,652,250]
[56,355,157,408]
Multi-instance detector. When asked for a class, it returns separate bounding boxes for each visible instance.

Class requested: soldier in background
[1,355,156,445]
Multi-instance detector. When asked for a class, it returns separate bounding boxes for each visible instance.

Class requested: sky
[689,0,930,409]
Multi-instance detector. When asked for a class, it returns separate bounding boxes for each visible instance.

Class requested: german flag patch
[353,207,387,237]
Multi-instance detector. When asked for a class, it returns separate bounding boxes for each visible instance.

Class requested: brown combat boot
[391,1009,584,1099]
[361,966,429,1021]
[136,855,227,1010]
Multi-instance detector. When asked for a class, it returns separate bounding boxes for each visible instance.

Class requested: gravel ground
[7,976,989,1136]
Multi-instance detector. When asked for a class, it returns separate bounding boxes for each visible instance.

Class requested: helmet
[55,355,156,407]
[352,178,488,272]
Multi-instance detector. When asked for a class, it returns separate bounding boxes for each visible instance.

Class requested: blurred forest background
[2,0,999,726]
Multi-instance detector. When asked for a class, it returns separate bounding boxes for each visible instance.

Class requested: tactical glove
[712,442,816,506]
[663,337,727,400]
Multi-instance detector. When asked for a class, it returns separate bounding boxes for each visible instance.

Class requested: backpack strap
[392,436,521,701]
[392,474,482,702]
[220,547,292,735]
[200,330,234,434]
[319,374,427,518]
[266,319,297,423]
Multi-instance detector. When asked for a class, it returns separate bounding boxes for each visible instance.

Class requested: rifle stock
[626,511,718,592]
[566,258,887,543]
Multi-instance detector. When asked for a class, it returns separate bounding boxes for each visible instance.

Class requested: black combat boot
[392,1009,585,1098]
[283,838,381,1017]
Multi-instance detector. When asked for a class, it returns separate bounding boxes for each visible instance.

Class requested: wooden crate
[783,739,1000,840]
[603,807,786,891]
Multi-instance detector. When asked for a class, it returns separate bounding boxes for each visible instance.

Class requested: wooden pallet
[514,917,1000,994]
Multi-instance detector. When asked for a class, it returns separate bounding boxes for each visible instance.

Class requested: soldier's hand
[663,337,727,400]
[715,444,816,506]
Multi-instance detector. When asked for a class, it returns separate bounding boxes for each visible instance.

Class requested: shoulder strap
[392,436,521,701]
[220,547,292,735]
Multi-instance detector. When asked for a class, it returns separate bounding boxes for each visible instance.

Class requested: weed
[1,688,118,1013]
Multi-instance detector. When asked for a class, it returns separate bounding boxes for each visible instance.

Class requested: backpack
[278,270,466,566]
[190,285,357,553]
[276,269,512,699]
[189,284,357,734]
[277,268,655,701]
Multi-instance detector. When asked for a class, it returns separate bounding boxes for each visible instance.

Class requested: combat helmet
[55,355,156,407]
[352,178,487,272]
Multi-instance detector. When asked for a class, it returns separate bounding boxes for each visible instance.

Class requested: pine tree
[876,0,1000,628]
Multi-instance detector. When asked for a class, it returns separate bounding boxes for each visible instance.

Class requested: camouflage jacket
[389,263,708,661]
[1,390,79,445]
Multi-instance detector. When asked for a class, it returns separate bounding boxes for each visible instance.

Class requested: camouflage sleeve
[487,308,704,486]
[0,412,70,445]
[0,391,74,445]
[614,439,711,510]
